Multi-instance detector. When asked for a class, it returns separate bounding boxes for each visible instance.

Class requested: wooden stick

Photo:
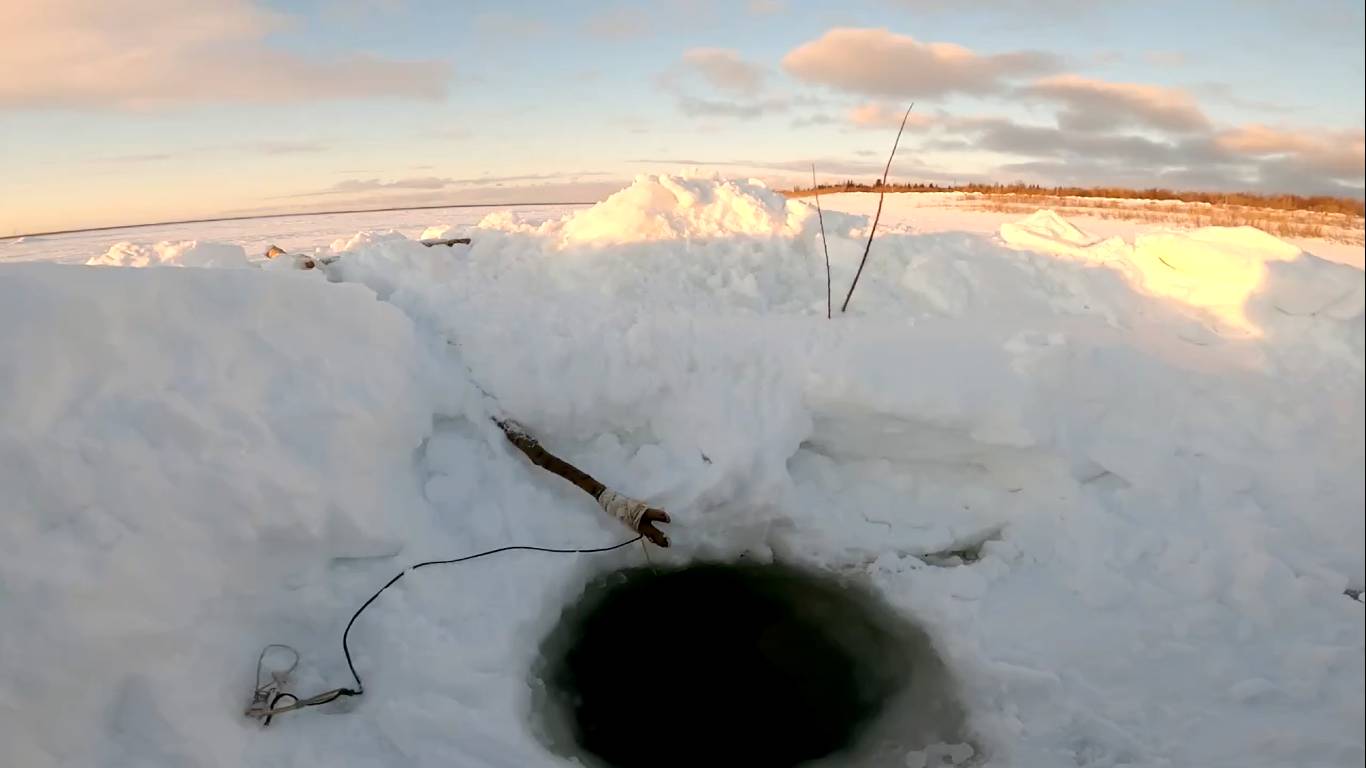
[494,419,671,547]
[812,164,831,320]
[840,102,914,313]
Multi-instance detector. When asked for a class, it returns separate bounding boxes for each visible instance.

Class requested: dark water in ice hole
[531,561,972,768]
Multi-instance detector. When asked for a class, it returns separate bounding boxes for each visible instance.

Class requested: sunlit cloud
[681,49,768,96]
[281,173,613,198]
[0,0,450,110]
[847,102,937,129]
[782,28,1060,97]
[1023,74,1211,133]
[662,48,791,118]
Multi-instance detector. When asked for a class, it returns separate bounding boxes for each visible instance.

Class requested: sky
[1,0,1363,235]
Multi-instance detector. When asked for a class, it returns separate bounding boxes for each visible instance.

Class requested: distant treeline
[785,181,1366,217]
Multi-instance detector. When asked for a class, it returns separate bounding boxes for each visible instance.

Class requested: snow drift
[1,175,1362,768]
[475,172,858,246]
[0,265,441,766]
[86,240,251,268]
[1001,209,1365,340]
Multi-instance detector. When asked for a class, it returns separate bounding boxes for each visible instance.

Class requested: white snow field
[1,174,1362,767]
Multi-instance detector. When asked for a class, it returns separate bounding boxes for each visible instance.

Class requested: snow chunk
[85,240,249,268]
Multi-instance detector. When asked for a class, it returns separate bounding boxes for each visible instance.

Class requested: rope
[246,534,643,723]
[596,489,650,532]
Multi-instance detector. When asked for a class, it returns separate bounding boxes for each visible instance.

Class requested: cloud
[423,127,474,140]
[583,6,651,40]
[231,180,627,218]
[283,172,612,198]
[675,96,790,118]
[1023,74,1210,133]
[662,49,792,119]
[1215,125,1365,180]
[630,155,984,186]
[94,153,176,164]
[790,113,839,128]
[847,102,936,130]
[471,11,550,42]
[747,0,786,15]
[914,113,1364,195]
[0,0,450,110]
[1193,82,1295,115]
[323,177,453,194]
[322,0,406,24]
[247,140,327,155]
[631,156,890,177]
[781,28,1060,98]
[1143,50,1188,68]
[681,49,767,96]
[938,116,1197,166]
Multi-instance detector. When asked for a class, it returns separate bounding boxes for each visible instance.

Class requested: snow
[524,173,843,245]
[85,240,251,268]
[0,203,585,265]
[1,174,1362,768]
[1000,210,1364,338]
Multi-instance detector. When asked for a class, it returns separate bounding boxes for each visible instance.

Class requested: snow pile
[1,178,1362,767]
[479,173,845,246]
[0,264,442,767]
[1001,210,1364,339]
[85,240,250,268]
[419,224,457,241]
[998,208,1115,257]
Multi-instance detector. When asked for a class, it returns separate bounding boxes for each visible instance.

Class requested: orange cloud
[782,28,1059,97]
[681,49,767,96]
[1025,74,1210,133]
[0,0,450,110]
[847,102,936,129]
[1217,125,1365,179]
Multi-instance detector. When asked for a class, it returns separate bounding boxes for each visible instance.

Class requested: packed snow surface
[1,174,1362,767]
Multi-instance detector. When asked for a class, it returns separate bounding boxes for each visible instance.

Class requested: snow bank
[478,173,854,246]
[86,240,251,268]
[2,177,1362,768]
[998,208,1116,257]
[1001,210,1365,341]
[0,264,440,766]
[419,224,457,241]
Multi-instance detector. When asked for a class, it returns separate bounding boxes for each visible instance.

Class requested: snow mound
[420,224,457,241]
[0,264,442,767]
[1001,210,1363,338]
[329,229,458,299]
[1000,208,1098,248]
[85,240,250,268]
[998,208,1130,262]
[479,173,835,245]
[1,178,1362,768]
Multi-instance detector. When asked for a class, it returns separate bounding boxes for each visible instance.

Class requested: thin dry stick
[840,102,914,313]
[812,164,831,319]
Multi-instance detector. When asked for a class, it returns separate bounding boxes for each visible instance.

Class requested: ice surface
[1,176,1361,767]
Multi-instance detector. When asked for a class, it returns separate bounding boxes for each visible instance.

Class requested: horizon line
[2,199,600,242]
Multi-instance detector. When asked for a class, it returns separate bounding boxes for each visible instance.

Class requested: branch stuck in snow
[840,102,914,314]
